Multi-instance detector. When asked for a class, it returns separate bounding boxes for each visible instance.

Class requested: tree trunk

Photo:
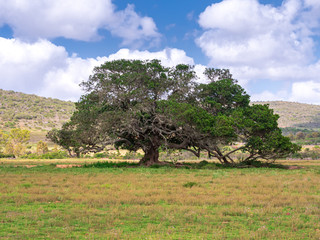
[139,146,160,166]
[215,147,232,164]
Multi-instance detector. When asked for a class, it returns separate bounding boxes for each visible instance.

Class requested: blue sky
[0,0,320,104]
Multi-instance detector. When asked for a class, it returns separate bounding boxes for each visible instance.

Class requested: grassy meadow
[1,159,320,239]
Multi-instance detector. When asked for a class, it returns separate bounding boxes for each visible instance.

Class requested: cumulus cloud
[197,0,315,68]
[251,81,320,105]
[105,48,195,66]
[0,0,160,46]
[291,81,320,104]
[196,0,320,103]
[40,56,107,101]
[0,37,102,101]
[0,38,68,94]
[0,38,202,101]
[105,48,207,82]
[251,90,289,102]
[41,48,199,101]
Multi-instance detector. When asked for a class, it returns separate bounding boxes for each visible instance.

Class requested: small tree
[3,128,30,157]
[295,131,306,140]
[36,141,49,155]
[0,130,8,152]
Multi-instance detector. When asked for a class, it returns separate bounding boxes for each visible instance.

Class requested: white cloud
[291,81,320,104]
[196,0,320,104]
[0,0,160,46]
[197,0,314,68]
[105,48,207,83]
[251,80,320,105]
[250,90,289,102]
[0,37,108,101]
[40,57,107,101]
[106,48,195,66]
[106,4,160,47]
[0,38,67,93]
[0,38,202,101]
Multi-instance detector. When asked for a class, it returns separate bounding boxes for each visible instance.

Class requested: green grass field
[1,159,320,239]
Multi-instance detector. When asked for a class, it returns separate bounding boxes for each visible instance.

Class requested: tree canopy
[48,59,300,166]
[0,128,30,157]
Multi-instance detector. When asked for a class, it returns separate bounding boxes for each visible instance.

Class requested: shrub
[122,151,143,159]
[41,151,68,159]
[93,152,109,158]
[289,148,320,160]
[0,153,15,158]
[36,141,49,155]
[21,150,68,159]
[83,161,138,168]
[183,182,198,188]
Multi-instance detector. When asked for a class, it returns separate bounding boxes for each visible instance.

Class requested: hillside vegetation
[1,89,320,133]
[0,89,75,131]
[254,101,320,129]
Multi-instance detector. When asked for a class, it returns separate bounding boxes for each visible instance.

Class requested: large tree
[48,59,299,165]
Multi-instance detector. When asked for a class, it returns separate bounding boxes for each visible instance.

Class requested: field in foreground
[1,159,320,239]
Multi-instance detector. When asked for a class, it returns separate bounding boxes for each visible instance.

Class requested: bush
[0,153,15,158]
[21,150,68,159]
[93,152,110,158]
[92,151,140,159]
[83,161,138,168]
[289,148,320,160]
[183,182,198,188]
[122,151,143,159]
[41,151,68,159]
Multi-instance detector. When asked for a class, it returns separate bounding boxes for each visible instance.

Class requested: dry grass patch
[1,161,320,239]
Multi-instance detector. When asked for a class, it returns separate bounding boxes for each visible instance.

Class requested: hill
[253,101,320,130]
[0,89,75,133]
[1,89,320,140]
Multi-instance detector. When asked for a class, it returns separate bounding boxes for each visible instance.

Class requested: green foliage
[0,153,15,158]
[51,59,299,165]
[197,78,250,115]
[21,150,68,159]
[92,151,143,159]
[4,121,16,128]
[0,128,30,157]
[93,152,110,158]
[83,161,138,168]
[36,141,49,155]
[281,128,320,145]
[0,89,75,131]
[122,151,143,159]
[183,182,198,188]
[255,101,320,129]
[289,147,320,160]
[227,104,301,160]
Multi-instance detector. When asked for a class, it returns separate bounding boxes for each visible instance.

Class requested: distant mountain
[253,101,320,129]
[0,89,75,132]
[1,89,319,134]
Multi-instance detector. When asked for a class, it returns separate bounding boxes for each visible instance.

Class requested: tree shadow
[83,160,297,170]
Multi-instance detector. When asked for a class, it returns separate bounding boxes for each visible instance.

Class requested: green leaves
[51,61,299,165]
[0,128,30,157]
[197,78,250,115]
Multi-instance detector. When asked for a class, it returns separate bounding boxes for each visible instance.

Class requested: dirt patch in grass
[56,164,82,168]
[13,165,37,168]
[286,165,304,170]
